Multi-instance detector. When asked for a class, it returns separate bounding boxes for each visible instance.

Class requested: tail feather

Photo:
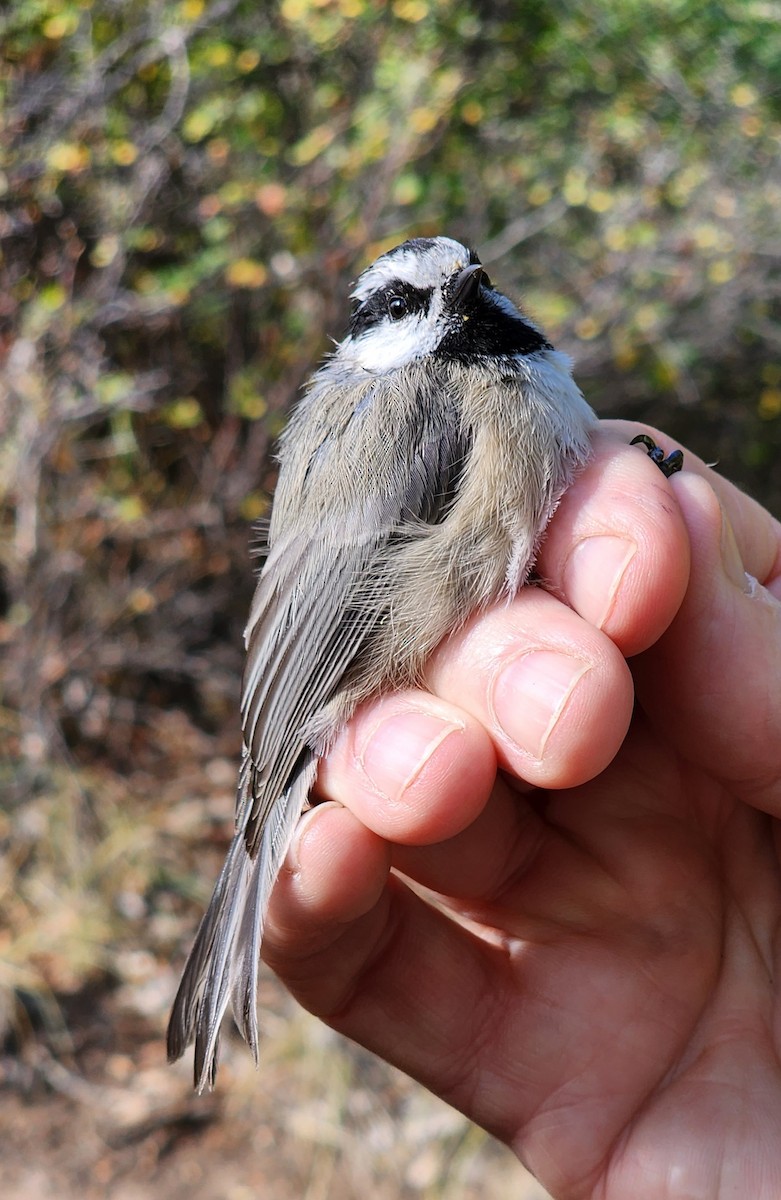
[167,751,316,1091]
[230,756,317,1057]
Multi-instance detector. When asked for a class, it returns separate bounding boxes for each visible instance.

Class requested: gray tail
[166,752,317,1091]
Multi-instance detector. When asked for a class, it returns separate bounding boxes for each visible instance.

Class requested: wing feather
[168,379,472,1086]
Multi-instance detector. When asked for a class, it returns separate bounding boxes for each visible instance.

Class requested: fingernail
[288,804,325,872]
[491,650,591,760]
[357,711,463,802]
[563,536,637,629]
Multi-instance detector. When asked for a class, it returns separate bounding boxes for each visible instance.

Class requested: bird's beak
[450,263,486,311]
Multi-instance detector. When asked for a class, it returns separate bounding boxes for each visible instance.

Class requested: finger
[426,587,635,788]
[316,632,627,898]
[264,801,391,1008]
[537,426,691,656]
[604,419,781,595]
[633,471,781,814]
[315,690,498,845]
[265,764,701,1158]
[267,796,531,1035]
[264,817,519,1136]
[323,706,550,900]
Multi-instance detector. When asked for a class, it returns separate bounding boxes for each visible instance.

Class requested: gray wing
[167,394,471,1090]
[238,533,382,847]
[239,420,470,848]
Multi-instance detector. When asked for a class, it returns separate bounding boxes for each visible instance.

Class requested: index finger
[605,420,781,594]
[536,426,691,656]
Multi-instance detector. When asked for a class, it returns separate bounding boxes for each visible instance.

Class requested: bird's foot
[630,434,684,478]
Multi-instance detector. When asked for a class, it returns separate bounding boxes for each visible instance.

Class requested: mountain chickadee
[167,235,682,1090]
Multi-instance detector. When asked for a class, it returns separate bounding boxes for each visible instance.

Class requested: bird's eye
[387,295,408,320]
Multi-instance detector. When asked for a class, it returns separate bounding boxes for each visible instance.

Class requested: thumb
[634,472,781,815]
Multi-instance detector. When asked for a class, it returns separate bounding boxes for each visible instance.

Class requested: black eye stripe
[350,281,433,336]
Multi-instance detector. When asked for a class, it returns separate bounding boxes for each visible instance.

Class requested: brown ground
[0,979,550,1200]
[1,715,551,1200]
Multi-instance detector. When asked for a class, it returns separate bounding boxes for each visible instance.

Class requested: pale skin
[261,419,781,1200]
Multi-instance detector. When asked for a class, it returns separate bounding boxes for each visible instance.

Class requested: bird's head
[339,236,551,373]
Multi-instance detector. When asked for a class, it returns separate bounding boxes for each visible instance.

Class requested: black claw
[630,434,684,479]
[660,448,684,477]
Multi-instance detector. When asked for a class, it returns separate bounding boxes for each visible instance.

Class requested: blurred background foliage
[1,1,781,1196]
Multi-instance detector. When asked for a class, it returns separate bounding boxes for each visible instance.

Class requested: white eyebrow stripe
[351,237,470,302]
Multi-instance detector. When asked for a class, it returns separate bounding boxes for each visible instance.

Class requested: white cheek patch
[344,315,442,372]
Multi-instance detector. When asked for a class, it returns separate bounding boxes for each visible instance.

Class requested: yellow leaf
[392,174,423,206]
[563,169,587,206]
[110,140,139,166]
[289,124,335,166]
[587,189,614,214]
[205,43,232,67]
[635,304,661,333]
[236,49,261,72]
[575,317,601,341]
[605,226,628,252]
[242,395,267,420]
[90,235,121,268]
[393,0,429,20]
[219,181,246,207]
[613,343,638,371]
[183,110,217,142]
[759,388,781,419]
[40,283,67,311]
[116,496,146,522]
[127,588,156,614]
[178,0,204,20]
[708,259,734,285]
[410,107,438,135]
[239,491,269,521]
[280,0,310,21]
[43,12,79,38]
[527,181,552,207]
[460,101,484,126]
[225,259,268,288]
[163,398,203,429]
[132,228,163,252]
[46,142,91,173]
[693,223,720,251]
[730,83,758,108]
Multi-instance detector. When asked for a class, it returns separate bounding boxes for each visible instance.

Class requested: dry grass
[0,707,551,1200]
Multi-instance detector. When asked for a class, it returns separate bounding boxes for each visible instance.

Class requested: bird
[167,234,606,1091]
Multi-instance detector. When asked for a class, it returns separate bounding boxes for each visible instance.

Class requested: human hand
[262,421,781,1199]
